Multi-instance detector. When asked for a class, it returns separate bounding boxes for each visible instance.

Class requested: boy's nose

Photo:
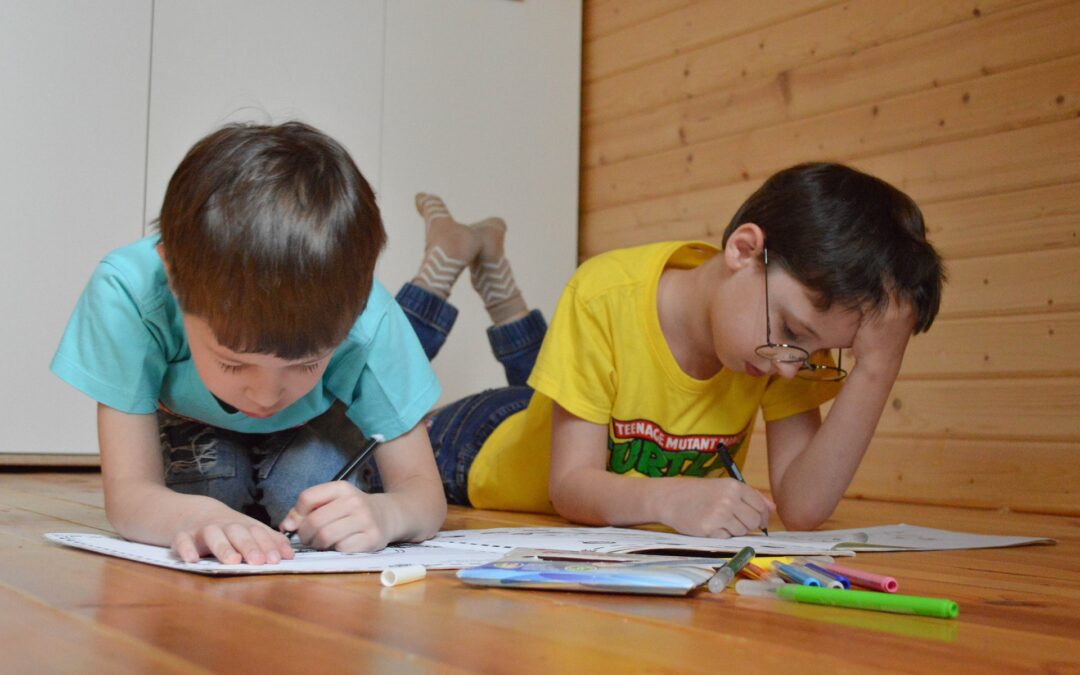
[775,361,802,380]
[246,381,283,408]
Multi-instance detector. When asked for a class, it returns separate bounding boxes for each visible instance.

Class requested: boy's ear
[723,223,765,271]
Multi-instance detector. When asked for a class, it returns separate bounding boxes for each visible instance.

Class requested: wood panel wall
[580,0,1080,515]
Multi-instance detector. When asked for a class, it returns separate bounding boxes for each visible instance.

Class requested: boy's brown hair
[159,121,386,359]
[724,163,944,334]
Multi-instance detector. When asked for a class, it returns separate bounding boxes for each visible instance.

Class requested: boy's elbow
[775,503,830,532]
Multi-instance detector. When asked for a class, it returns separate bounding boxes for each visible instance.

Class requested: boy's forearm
[373,474,447,543]
[773,361,900,530]
[104,480,240,547]
[550,467,676,528]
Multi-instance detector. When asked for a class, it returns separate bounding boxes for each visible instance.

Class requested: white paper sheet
[46,522,1053,576]
[764,524,1055,551]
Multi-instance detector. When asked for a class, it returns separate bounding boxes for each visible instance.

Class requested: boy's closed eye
[217,361,244,374]
[216,360,322,374]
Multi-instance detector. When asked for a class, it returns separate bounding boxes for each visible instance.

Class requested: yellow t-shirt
[466,241,842,513]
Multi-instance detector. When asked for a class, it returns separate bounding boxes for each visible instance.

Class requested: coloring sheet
[427,526,848,557]
[45,533,498,575]
[46,523,1052,576]
[764,524,1055,551]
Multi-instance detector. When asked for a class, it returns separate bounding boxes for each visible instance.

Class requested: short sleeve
[50,262,167,414]
[336,290,441,441]
[527,281,616,425]
[760,374,843,421]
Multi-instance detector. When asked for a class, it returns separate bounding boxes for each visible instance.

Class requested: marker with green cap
[706,546,756,593]
[735,580,959,619]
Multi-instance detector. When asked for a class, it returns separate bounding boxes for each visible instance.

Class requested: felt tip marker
[790,562,845,590]
[735,580,958,620]
[774,562,820,587]
[738,562,770,581]
[714,445,769,536]
[282,433,385,539]
[823,563,898,593]
[803,562,850,589]
[707,546,756,593]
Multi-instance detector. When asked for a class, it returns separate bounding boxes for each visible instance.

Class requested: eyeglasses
[754,248,847,382]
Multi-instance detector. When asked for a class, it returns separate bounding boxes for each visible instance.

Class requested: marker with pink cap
[823,563,898,593]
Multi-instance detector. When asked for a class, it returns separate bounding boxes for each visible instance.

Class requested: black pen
[715,445,769,536]
[282,433,384,539]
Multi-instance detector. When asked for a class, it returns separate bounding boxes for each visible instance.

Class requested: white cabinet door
[0,0,151,458]
[144,0,386,224]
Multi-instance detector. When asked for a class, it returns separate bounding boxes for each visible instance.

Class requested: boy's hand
[172,513,295,565]
[850,299,917,375]
[280,482,392,553]
[658,478,775,538]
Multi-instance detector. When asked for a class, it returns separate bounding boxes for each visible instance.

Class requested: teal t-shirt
[51,236,441,440]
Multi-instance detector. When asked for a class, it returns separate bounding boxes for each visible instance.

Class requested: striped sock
[412,194,479,300]
[470,217,528,325]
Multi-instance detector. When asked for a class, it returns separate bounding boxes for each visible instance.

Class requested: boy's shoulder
[341,278,396,343]
[89,235,169,307]
[96,235,164,281]
[570,241,717,299]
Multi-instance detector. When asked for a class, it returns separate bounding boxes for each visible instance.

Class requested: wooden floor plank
[0,585,204,674]
[2,471,1078,673]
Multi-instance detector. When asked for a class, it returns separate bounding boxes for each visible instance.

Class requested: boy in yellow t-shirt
[400,163,944,537]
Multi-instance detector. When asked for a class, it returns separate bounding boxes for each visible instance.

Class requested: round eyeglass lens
[755,344,808,364]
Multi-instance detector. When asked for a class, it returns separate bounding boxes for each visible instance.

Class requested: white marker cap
[380,564,426,587]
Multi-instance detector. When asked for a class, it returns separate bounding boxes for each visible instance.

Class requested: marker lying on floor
[735,580,958,619]
[823,563,898,593]
[706,546,755,593]
[381,564,427,587]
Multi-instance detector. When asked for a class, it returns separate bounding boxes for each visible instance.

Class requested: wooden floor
[2,471,1078,674]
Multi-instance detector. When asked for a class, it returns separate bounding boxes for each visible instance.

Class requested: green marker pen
[706,546,756,593]
[735,580,958,619]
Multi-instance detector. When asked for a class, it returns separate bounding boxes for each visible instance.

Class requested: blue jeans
[396,283,547,505]
[158,282,547,523]
[158,401,378,527]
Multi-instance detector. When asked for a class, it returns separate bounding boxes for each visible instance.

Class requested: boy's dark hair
[159,121,386,359]
[723,162,944,333]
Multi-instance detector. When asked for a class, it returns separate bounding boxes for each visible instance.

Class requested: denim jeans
[396,283,547,505]
[157,282,548,522]
[159,401,378,527]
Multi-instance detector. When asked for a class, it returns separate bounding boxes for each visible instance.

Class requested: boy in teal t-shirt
[52,122,447,565]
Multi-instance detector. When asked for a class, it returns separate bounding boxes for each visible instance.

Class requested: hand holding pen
[715,445,770,536]
[281,434,384,540]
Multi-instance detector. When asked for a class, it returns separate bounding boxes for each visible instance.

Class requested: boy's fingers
[277,534,296,560]
[731,502,763,534]
[223,524,267,565]
[289,481,349,523]
[249,527,284,564]
[279,508,300,533]
[202,526,241,564]
[172,532,200,563]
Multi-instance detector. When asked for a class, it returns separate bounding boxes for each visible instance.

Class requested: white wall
[143,0,386,224]
[378,0,581,403]
[0,0,151,455]
[0,0,581,457]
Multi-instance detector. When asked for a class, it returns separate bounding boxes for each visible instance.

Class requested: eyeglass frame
[753,248,847,382]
